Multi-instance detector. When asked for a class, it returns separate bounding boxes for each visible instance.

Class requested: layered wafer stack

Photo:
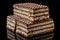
[7,3,54,40]
[13,3,49,21]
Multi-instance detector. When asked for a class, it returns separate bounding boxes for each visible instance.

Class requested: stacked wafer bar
[7,15,54,37]
[13,3,49,21]
[7,3,54,40]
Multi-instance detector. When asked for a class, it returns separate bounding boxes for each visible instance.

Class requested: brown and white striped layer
[9,15,51,25]
[6,15,54,37]
[7,20,54,37]
[17,32,54,40]
[13,3,49,21]
[13,3,48,13]
[16,27,54,37]
[7,15,54,28]
[13,11,49,21]
[17,18,54,29]
[7,16,16,31]
[7,24,14,32]
[17,23,54,33]
[13,8,49,17]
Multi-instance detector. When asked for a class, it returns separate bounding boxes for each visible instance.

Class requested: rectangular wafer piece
[13,3,49,21]
[6,15,54,37]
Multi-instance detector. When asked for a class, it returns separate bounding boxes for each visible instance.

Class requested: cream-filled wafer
[17,18,54,29]
[13,3,49,21]
[17,23,54,33]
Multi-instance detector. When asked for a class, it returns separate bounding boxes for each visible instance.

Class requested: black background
[0,0,59,40]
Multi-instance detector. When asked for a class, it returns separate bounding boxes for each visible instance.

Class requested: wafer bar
[17,23,54,33]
